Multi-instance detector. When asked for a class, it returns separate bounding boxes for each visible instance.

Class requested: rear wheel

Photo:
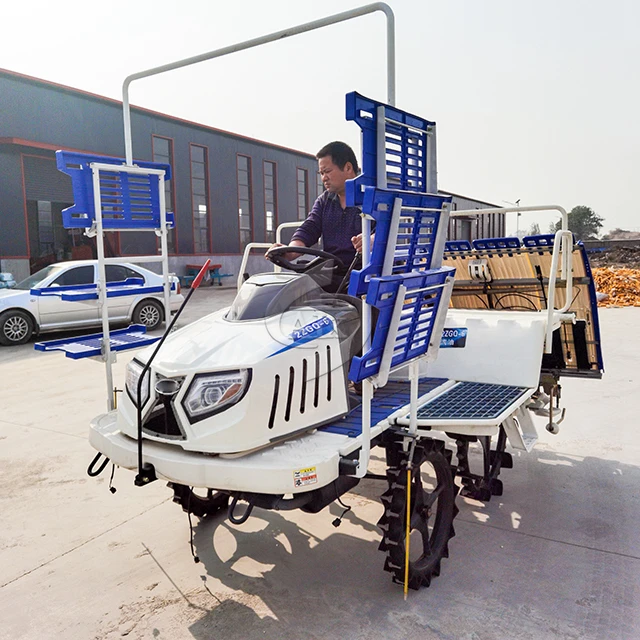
[0,310,35,345]
[170,483,229,518]
[133,299,164,331]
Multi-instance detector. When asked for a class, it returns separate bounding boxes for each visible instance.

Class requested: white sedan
[0,260,184,346]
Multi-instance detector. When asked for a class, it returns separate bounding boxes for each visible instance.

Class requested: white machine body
[115,272,354,455]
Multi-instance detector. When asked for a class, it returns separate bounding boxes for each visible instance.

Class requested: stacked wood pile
[592,267,640,307]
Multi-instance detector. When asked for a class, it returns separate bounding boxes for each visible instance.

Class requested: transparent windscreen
[226,273,359,328]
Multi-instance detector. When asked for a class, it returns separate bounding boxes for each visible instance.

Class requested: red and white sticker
[293,466,318,488]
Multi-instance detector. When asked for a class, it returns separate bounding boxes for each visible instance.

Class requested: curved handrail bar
[237,221,305,288]
[236,243,272,290]
[122,3,395,164]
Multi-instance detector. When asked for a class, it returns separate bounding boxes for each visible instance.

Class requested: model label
[269,315,334,358]
[293,466,318,487]
[291,316,332,341]
[440,327,468,348]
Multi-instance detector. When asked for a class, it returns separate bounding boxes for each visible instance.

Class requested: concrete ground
[0,289,638,640]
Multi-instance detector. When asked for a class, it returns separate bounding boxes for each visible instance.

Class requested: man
[266,141,368,291]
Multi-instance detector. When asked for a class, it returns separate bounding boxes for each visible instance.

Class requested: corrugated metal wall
[0,71,319,262]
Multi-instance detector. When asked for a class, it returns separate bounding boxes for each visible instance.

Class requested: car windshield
[14,265,65,290]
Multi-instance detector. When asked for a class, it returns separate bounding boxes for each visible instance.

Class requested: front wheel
[378,438,458,590]
[132,299,164,331]
[0,310,35,346]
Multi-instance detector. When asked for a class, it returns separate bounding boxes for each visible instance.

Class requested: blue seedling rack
[56,151,175,230]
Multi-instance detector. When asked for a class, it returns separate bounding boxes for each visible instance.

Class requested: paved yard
[0,292,638,640]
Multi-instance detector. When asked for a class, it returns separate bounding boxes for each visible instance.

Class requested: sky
[2,0,638,236]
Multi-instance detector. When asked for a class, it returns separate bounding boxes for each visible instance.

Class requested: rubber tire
[171,483,229,518]
[0,310,35,346]
[132,299,164,331]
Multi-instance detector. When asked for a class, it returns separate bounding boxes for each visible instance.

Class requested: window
[106,265,143,284]
[263,161,277,243]
[37,201,54,254]
[316,171,324,198]
[152,136,176,253]
[297,168,308,220]
[237,155,253,250]
[51,266,94,286]
[191,145,210,253]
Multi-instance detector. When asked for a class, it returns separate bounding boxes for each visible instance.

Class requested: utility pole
[502,199,521,237]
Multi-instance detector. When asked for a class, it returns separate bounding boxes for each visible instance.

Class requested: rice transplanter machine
[40,3,603,593]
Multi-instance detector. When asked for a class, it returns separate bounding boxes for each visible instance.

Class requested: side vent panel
[300,359,307,414]
[268,374,280,429]
[314,351,320,408]
[326,346,332,401]
[284,367,295,422]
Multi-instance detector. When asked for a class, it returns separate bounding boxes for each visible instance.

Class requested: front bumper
[90,411,365,494]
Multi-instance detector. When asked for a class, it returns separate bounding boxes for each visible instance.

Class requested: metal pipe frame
[88,161,173,412]
[122,3,396,164]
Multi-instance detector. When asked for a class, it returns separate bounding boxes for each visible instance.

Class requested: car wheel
[0,310,35,346]
[133,299,164,331]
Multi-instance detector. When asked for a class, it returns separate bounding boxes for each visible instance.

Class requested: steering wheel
[266,245,345,273]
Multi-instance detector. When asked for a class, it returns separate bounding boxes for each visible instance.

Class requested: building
[443,190,505,242]
[0,68,503,282]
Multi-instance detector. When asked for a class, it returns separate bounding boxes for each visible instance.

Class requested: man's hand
[351,233,375,253]
[265,241,305,262]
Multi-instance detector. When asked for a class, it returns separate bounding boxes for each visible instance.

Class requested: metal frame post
[88,162,171,411]
[90,164,115,411]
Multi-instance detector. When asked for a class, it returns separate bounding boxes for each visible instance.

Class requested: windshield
[227,274,324,322]
[14,265,64,290]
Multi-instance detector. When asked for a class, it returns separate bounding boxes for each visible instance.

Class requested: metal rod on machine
[122,3,395,164]
[134,260,211,487]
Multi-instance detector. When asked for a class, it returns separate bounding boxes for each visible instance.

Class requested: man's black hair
[316,141,360,174]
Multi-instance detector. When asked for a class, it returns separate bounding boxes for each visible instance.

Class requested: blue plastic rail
[34,325,159,359]
[56,151,175,230]
[522,234,556,248]
[444,240,472,252]
[472,237,521,251]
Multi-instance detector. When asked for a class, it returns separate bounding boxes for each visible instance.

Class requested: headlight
[125,359,151,407]
[182,369,251,423]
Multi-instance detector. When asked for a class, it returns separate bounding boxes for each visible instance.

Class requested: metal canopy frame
[122,3,396,164]
[118,3,397,478]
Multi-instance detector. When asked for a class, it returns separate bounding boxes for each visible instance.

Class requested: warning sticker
[293,466,318,488]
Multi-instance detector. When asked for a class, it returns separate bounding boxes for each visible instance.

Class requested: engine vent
[269,347,333,429]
